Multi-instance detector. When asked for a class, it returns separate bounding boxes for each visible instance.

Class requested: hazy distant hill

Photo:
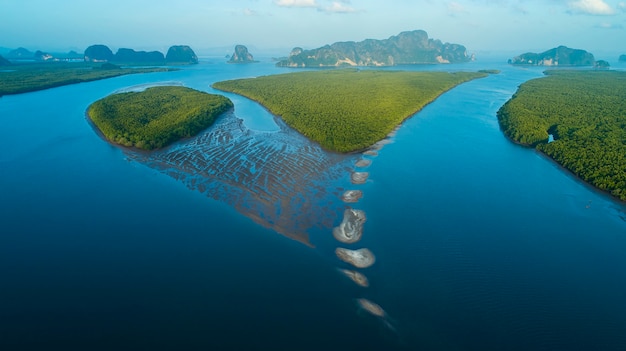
[276,30,472,67]
[509,46,595,66]
[619,54,626,62]
[228,45,257,63]
[84,45,114,62]
[0,55,11,66]
[114,48,165,64]
[7,47,34,60]
[165,45,198,64]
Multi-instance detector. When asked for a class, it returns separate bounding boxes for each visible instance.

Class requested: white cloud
[619,2,626,11]
[595,22,623,28]
[243,8,259,16]
[274,0,318,8]
[567,0,615,15]
[320,1,358,13]
[447,1,468,15]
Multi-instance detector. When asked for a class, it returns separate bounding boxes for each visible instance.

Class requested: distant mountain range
[509,46,595,66]
[276,30,473,67]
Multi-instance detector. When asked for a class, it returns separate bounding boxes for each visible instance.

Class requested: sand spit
[341,190,363,203]
[339,269,369,287]
[351,172,369,184]
[336,247,375,268]
[333,209,366,243]
[363,150,378,157]
[357,298,386,318]
[127,112,352,246]
[355,159,371,168]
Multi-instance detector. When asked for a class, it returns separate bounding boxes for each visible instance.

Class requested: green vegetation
[213,69,486,152]
[88,86,233,150]
[497,70,626,201]
[277,30,471,67]
[0,62,174,96]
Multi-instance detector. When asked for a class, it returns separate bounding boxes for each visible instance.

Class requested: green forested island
[497,70,626,201]
[276,30,472,67]
[0,62,173,96]
[87,86,233,150]
[213,69,487,152]
[508,46,595,66]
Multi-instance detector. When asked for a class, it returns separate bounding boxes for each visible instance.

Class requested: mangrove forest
[213,69,488,152]
[0,62,173,96]
[87,86,233,150]
[497,70,626,201]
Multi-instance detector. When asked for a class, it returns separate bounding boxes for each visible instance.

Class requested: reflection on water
[127,111,352,246]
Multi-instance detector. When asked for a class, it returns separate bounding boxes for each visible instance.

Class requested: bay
[1,57,625,350]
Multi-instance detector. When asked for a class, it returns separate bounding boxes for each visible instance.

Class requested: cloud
[320,1,358,13]
[243,8,259,16]
[567,0,615,15]
[595,22,623,29]
[447,1,468,15]
[619,2,626,11]
[274,0,318,8]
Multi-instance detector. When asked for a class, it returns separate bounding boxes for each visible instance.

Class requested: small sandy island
[336,247,376,268]
[341,190,363,203]
[333,209,366,244]
[357,298,386,318]
[339,269,369,287]
[351,172,369,184]
[355,159,371,168]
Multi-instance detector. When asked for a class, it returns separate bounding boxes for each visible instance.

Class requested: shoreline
[499,131,626,205]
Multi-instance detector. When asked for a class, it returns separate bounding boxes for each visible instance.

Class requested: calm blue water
[1,58,626,350]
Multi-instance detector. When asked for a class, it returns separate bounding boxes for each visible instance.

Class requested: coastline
[499,130,626,204]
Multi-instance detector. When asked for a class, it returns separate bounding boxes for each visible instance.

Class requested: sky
[1,0,625,57]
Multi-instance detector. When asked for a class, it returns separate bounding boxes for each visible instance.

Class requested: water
[1,58,625,350]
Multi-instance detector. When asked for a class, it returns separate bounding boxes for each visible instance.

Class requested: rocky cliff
[165,45,198,64]
[114,48,165,63]
[84,45,114,62]
[228,45,256,63]
[509,46,595,66]
[276,30,472,67]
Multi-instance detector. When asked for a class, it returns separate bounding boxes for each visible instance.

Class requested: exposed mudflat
[333,209,366,244]
[127,112,353,245]
[336,247,376,268]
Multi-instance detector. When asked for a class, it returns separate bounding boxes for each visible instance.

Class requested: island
[87,86,233,150]
[213,69,488,152]
[165,45,198,64]
[228,45,257,63]
[497,70,626,201]
[84,44,114,62]
[114,48,165,64]
[276,30,472,67]
[84,44,198,65]
[508,46,595,66]
[333,209,366,244]
[335,247,375,268]
[619,54,626,62]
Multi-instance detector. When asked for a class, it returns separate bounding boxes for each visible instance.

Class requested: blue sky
[1,0,625,56]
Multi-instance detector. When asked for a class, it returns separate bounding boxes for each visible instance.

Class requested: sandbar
[335,247,375,268]
[333,209,366,243]
[341,190,363,203]
[339,269,369,287]
[351,172,369,184]
[357,298,386,318]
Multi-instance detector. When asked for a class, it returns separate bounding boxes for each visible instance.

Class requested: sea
[1,57,626,350]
